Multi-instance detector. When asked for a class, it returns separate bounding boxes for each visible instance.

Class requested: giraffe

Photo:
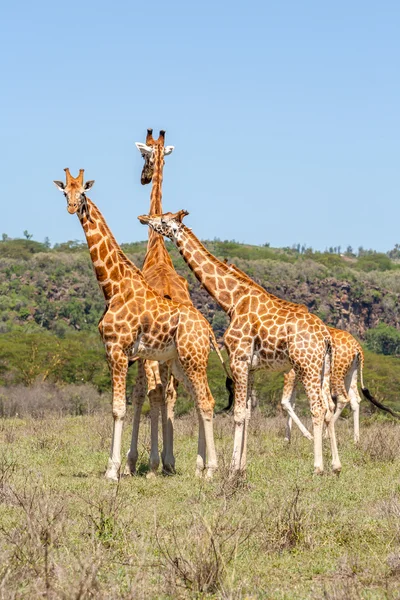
[53,170,224,481]
[126,129,194,476]
[222,262,400,437]
[282,326,400,443]
[138,210,343,475]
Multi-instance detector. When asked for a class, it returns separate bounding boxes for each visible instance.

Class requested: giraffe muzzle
[67,203,78,214]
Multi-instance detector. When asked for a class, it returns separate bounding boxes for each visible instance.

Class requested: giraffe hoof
[105,470,119,482]
[162,464,176,476]
[123,464,136,476]
[332,465,342,476]
[205,467,217,480]
[313,467,324,476]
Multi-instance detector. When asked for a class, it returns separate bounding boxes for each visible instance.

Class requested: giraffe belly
[131,336,176,363]
[252,348,290,371]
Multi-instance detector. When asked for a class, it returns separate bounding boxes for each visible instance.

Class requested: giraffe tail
[358,352,400,419]
[208,330,235,413]
[325,337,337,403]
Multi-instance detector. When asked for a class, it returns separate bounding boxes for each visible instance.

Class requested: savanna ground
[0,407,399,599]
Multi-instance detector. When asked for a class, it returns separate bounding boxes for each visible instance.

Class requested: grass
[0,410,399,599]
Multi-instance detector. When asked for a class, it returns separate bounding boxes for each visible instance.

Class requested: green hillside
[0,236,400,412]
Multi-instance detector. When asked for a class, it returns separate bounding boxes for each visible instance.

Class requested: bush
[0,381,110,418]
[365,323,400,356]
[356,253,393,272]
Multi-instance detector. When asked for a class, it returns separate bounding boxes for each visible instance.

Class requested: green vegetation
[0,332,399,413]
[0,236,400,597]
[365,324,400,356]
[0,235,400,413]
[1,236,400,340]
[0,413,399,598]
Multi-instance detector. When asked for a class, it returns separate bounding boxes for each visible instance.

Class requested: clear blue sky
[1,1,399,252]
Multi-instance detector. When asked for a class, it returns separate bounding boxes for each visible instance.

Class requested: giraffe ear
[164,146,174,156]
[53,180,65,191]
[135,142,153,157]
[84,180,95,191]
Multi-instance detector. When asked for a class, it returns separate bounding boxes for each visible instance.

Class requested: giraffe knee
[311,407,326,424]
[234,405,246,425]
[112,405,126,419]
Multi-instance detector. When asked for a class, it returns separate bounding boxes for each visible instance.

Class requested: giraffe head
[53,169,95,215]
[135,129,174,185]
[138,210,189,241]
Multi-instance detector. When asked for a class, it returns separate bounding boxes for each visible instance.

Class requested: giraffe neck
[149,147,164,216]
[143,146,174,275]
[171,225,247,313]
[78,198,141,302]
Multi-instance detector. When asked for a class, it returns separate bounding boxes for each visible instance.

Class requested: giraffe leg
[196,410,206,477]
[137,360,163,477]
[171,358,217,479]
[347,360,361,443]
[105,349,128,482]
[283,371,295,442]
[229,357,250,473]
[147,386,163,477]
[240,372,254,471]
[301,375,327,475]
[281,370,313,442]
[323,355,342,474]
[160,365,169,468]
[326,417,341,473]
[125,360,146,475]
[330,368,351,431]
[161,373,177,474]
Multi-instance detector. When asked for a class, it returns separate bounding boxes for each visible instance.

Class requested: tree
[23,230,33,240]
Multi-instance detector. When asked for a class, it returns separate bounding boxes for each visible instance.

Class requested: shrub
[365,323,400,356]
[356,253,393,272]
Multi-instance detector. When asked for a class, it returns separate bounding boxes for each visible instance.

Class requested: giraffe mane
[226,262,308,312]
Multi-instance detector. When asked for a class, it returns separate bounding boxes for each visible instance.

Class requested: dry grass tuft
[155,507,256,596]
[0,479,66,598]
[262,485,310,553]
[359,424,400,462]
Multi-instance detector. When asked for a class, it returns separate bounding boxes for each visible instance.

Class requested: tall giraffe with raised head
[139,210,343,475]
[128,129,193,476]
[282,326,400,443]
[54,170,221,481]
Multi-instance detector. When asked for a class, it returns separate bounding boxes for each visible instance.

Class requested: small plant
[155,508,255,596]
[0,450,17,504]
[0,480,65,598]
[262,485,309,552]
[79,483,123,548]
